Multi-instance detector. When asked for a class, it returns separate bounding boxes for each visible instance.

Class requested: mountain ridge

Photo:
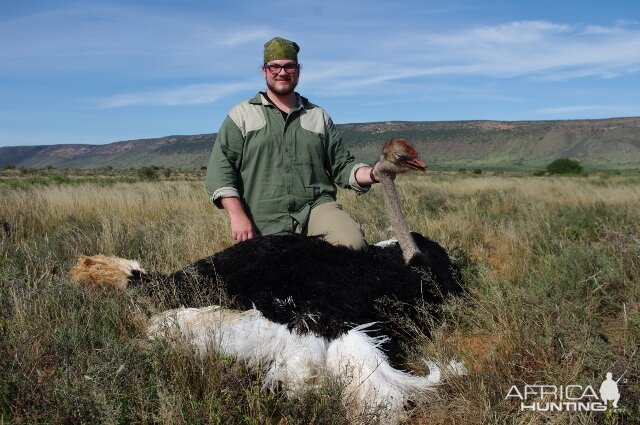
[2,117,639,170]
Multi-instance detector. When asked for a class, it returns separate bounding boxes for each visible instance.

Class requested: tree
[546,158,583,175]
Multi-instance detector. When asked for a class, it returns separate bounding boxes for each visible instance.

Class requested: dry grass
[1,181,232,273]
[1,171,639,424]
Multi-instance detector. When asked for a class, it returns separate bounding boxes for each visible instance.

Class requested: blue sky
[1,0,639,147]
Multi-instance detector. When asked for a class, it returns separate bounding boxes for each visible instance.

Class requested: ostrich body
[71,138,464,422]
[158,230,459,342]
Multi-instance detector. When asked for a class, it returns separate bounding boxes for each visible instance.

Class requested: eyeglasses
[263,63,300,75]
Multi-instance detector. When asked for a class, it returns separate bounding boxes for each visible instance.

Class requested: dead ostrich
[71,138,464,422]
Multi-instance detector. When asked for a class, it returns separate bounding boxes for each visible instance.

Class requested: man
[205,37,382,250]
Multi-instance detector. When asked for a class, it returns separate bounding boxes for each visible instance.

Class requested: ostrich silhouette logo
[599,372,623,408]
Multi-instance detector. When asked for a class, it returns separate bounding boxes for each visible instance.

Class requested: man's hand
[220,197,255,241]
[373,162,396,181]
[355,164,396,186]
[229,213,254,241]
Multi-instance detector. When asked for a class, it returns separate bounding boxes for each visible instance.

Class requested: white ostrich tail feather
[146,305,329,394]
[423,360,441,384]
[349,322,390,347]
[326,326,439,424]
[447,358,468,376]
[420,358,468,382]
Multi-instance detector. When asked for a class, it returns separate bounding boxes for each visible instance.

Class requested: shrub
[473,169,482,174]
[137,166,159,180]
[546,158,583,175]
[50,175,71,185]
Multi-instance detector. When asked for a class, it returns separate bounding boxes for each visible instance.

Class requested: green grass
[1,171,639,424]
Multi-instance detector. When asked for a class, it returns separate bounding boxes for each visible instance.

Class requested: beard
[266,76,298,95]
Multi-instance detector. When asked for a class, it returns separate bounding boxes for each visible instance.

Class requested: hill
[1,117,639,170]
[0,134,213,170]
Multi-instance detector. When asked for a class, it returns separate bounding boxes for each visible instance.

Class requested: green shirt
[205,92,369,236]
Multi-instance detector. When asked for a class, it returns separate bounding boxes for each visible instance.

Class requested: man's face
[262,59,299,95]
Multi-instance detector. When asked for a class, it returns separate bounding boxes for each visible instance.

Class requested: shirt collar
[250,92,314,110]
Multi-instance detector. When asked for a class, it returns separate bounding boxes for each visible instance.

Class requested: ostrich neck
[378,172,421,264]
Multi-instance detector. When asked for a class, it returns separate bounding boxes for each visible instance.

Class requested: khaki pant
[302,201,367,250]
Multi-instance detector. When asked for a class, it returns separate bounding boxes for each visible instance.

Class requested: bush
[137,166,159,180]
[473,169,482,174]
[546,158,583,175]
[50,175,71,185]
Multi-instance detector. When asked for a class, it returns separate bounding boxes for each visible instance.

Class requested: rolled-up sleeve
[348,163,372,193]
[205,116,245,208]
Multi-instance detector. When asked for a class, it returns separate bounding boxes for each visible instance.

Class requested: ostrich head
[379,138,427,175]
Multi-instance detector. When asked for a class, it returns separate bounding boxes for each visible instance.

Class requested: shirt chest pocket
[293,132,325,166]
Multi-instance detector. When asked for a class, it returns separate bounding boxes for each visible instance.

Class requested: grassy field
[1,170,639,424]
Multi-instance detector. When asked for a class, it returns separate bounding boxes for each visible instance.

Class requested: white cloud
[426,20,571,46]
[98,82,254,107]
[4,3,639,85]
[5,2,639,113]
[353,20,640,83]
[0,4,273,74]
[277,19,640,102]
[535,105,607,114]
[216,30,274,47]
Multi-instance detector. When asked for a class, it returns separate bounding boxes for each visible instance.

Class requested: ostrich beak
[400,157,427,171]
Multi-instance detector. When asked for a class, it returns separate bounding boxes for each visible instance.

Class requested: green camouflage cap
[263,37,299,63]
